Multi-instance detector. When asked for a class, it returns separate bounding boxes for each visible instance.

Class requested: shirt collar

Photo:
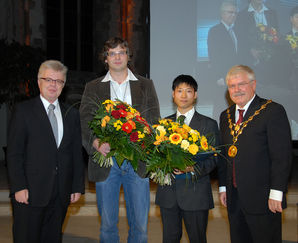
[236,94,256,113]
[101,68,138,83]
[176,107,195,125]
[221,21,234,30]
[40,94,59,111]
[248,3,268,13]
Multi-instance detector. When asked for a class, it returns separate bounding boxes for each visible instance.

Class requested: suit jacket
[235,7,278,66]
[208,22,239,80]
[79,73,160,182]
[155,111,220,211]
[7,96,85,207]
[219,95,292,214]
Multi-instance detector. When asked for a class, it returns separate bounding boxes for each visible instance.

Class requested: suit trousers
[11,177,68,243]
[228,187,282,243]
[160,204,208,243]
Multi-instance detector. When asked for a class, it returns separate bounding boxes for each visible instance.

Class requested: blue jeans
[95,159,150,243]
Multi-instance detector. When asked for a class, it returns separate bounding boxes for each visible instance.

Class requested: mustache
[232,92,245,97]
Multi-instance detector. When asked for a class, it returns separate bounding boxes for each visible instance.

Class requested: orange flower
[122,122,133,133]
[127,120,136,129]
[169,133,182,145]
[200,136,209,151]
[126,112,134,120]
[106,103,114,112]
[101,115,111,127]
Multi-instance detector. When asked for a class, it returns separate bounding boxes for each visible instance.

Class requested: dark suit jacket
[219,95,292,214]
[155,111,220,211]
[79,73,160,182]
[208,22,239,80]
[7,96,85,207]
[235,7,278,66]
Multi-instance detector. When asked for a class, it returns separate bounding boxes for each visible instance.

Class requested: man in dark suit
[80,37,160,243]
[218,65,292,243]
[208,0,239,83]
[155,75,221,243]
[7,60,85,243]
[235,0,278,67]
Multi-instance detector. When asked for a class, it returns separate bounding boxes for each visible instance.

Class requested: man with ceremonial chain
[218,65,292,243]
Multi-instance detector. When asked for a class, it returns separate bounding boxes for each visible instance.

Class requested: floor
[0,158,297,243]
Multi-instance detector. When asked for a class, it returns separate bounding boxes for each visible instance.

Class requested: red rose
[122,122,133,133]
[111,110,121,119]
[129,132,139,142]
[119,109,127,118]
[116,104,127,110]
[136,115,146,123]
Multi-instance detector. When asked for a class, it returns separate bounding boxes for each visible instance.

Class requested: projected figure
[218,65,292,243]
[155,74,222,243]
[208,0,239,84]
[235,0,278,67]
[286,6,298,90]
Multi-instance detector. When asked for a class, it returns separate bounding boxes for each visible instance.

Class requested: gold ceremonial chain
[227,99,272,157]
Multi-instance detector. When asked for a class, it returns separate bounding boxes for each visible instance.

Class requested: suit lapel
[130,80,142,108]
[243,95,260,121]
[33,97,58,148]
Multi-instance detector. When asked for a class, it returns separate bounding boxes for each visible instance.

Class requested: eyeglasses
[107,50,127,57]
[224,10,237,15]
[227,80,253,89]
[40,77,65,86]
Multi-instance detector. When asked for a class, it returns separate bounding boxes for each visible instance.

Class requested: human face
[227,72,256,108]
[38,69,65,103]
[221,5,237,26]
[291,13,298,30]
[172,83,197,114]
[105,45,129,73]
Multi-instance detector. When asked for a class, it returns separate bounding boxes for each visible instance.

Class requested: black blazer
[219,95,292,214]
[7,96,85,207]
[155,111,220,211]
[208,22,239,79]
[79,74,160,182]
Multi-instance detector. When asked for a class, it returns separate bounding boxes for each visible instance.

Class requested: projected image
[197,0,298,139]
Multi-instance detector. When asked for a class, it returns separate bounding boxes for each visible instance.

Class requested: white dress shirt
[248,3,268,26]
[101,68,138,106]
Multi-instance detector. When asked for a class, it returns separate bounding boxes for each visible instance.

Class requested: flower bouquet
[285,34,298,68]
[89,100,152,170]
[254,23,279,62]
[146,119,218,185]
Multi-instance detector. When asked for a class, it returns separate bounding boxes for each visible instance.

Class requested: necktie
[229,27,238,53]
[233,109,245,187]
[177,115,186,125]
[236,109,245,124]
[48,104,58,146]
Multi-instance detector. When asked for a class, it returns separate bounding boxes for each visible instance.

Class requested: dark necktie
[233,109,245,187]
[229,27,238,53]
[48,104,58,146]
[177,115,186,125]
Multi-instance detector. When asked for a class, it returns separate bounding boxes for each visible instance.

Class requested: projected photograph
[196,0,298,139]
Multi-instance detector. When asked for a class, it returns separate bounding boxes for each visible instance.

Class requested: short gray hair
[37,60,68,81]
[220,0,237,14]
[226,65,256,83]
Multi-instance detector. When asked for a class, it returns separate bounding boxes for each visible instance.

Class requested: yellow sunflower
[169,133,182,145]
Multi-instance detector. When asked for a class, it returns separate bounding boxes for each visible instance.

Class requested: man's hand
[268,199,282,213]
[70,193,81,203]
[173,166,194,175]
[219,192,227,207]
[93,139,110,156]
[15,189,29,204]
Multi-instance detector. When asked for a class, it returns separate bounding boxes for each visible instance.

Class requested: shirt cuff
[219,186,226,193]
[269,189,283,201]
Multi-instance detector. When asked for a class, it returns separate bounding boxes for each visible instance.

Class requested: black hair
[172,74,198,91]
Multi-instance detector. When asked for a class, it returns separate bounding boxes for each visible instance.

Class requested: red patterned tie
[233,109,245,187]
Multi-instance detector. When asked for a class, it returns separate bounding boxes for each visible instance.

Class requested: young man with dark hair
[80,37,160,243]
[155,74,221,243]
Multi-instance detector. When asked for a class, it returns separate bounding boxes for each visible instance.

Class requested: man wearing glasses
[7,60,85,243]
[207,0,239,85]
[80,37,160,243]
[218,65,292,243]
